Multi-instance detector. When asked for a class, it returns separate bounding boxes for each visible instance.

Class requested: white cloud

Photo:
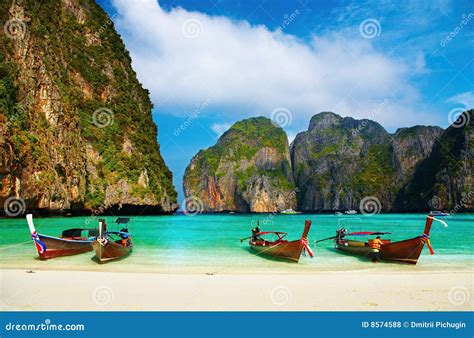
[447,91,474,108]
[111,0,438,130]
[210,122,231,137]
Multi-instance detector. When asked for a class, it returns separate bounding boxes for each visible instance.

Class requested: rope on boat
[0,240,32,251]
[97,238,108,246]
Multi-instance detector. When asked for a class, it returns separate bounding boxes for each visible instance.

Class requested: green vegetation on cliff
[0,0,176,213]
[184,117,295,212]
[190,117,288,178]
[395,110,473,211]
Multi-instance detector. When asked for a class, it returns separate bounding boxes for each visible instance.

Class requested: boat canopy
[116,217,130,224]
[346,231,391,236]
[256,231,288,240]
[106,231,130,239]
[257,231,287,235]
[62,228,99,238]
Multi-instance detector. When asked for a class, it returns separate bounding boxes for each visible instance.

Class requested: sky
[96,0,474,204]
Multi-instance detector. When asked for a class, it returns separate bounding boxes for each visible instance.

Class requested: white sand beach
[1,268,472,311]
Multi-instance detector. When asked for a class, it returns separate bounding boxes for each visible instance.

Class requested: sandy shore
[1,268,472,311]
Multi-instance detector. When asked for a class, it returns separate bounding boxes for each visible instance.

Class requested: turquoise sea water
[0,214,472,273]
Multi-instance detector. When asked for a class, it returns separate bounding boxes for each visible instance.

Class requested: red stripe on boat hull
[248,220,311,262]
[249,239,305,262]
[336,237,425,264]
[36,235,93,260]
[92,239,133,263]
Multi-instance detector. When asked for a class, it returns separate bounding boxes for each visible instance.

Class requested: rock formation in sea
[0,0,177,215]
[183,117,296,212]
[290,112,443,212]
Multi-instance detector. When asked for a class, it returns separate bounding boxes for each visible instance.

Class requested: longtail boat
[246,220,313,262]
[92,218,133,263]
[26,214,96,259]
[331,216,445,264]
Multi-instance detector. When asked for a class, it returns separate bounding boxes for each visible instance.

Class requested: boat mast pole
[98,220,104,239]
[301,220,311,239]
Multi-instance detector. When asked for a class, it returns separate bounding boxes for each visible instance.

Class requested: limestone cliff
[290,112,442,212]
[395,110,473,212]
[183,117,296,212]
[0,0,177,215]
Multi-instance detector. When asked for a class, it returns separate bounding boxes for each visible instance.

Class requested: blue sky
[96,0,473,204]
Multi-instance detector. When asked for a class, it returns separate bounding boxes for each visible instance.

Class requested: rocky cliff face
[183,117,296,212]
[290,112,442,212]
[392,126,443,183]
[395,110,473,212]
[0,0,177,215]
[185,111,470,213]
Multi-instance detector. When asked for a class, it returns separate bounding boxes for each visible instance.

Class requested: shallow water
[0,213,472,274]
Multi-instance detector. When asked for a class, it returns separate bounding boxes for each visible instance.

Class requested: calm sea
[0,214,472,273]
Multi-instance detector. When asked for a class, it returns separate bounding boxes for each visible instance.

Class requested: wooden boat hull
[334,216,436,265]
[248,220,312,262]
[36,234,93,260]
[92,239,133,263]
[336,237,425,264]
[249,239,305,262]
